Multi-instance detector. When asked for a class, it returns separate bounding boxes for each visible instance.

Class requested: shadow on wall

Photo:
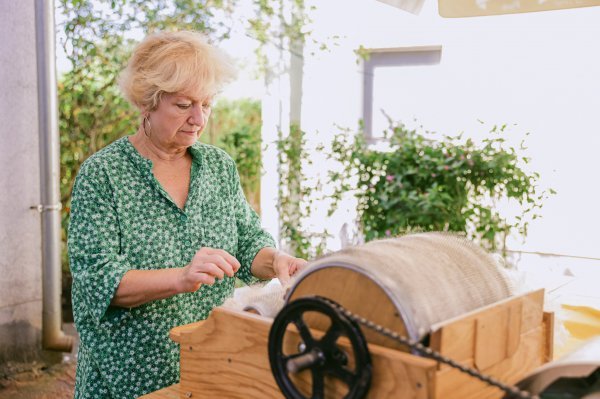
[0,321,61,375]
[0,323,78,399]
[62,274,73,323]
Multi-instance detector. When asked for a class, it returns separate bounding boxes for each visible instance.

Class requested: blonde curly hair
[119,31,236,111]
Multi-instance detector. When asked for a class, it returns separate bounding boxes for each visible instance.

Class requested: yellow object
[555,304,600,359]
[439,0,600,18]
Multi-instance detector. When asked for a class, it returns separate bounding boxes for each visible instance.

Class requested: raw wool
[222,279,289,318]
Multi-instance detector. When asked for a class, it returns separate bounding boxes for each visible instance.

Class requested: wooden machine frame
[141,289,553,399]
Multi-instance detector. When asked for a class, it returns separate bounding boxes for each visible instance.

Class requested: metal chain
[320,297,539,399]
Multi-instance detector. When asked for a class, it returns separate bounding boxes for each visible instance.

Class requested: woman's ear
[138,101,150,116]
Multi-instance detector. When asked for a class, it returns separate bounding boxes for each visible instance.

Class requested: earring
[143,115,152,137]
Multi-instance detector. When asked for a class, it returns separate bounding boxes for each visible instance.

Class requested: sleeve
[68,162,132,326]
[228,159,276,285]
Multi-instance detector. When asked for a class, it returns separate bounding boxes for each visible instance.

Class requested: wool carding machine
[141,233,600,399]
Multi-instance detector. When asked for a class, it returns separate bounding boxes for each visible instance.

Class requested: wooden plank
[506,302,523,356]
[429,289,544,371]
[435,326,547,399]
[475,304,510,370]
[178,309,281,399]
[429,318,475,371]
[170,321,204,343]
[520,289,545,333]
[279,338,437,399]
[543,311,554,362]
[474,300,522,370]
[137,383,180,399]
[364,344,436,399]
[175,307,437,399]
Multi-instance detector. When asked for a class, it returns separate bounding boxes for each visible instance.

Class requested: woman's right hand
[177,247,241,293]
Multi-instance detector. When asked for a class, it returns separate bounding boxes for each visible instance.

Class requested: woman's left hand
[272,251,308,286]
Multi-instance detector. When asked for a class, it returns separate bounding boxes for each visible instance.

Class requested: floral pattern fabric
[68,136,275,399]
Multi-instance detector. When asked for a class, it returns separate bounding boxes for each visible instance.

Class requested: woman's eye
[202,103,212,109]
[177,104,192,109]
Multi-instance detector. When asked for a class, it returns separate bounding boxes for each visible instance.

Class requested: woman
[68,31,306,399]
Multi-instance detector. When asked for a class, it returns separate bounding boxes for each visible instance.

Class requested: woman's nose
[188,104,206,127]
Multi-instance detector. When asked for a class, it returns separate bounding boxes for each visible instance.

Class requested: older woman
[68,31,306,399]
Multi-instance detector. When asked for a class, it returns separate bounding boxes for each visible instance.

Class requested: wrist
[271,248,282,278]
[251,247,279,280]
[173,266,187,294]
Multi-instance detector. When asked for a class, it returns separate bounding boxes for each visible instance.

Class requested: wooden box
[141,289,552,399]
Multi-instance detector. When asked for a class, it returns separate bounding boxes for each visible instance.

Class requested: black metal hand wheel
[268,296,372,399]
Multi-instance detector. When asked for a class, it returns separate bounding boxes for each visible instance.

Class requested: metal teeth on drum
[286,232,513,349]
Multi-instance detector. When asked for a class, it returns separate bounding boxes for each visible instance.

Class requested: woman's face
[147,92,212,150]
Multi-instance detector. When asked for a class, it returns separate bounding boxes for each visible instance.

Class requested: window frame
[361,46,442,142]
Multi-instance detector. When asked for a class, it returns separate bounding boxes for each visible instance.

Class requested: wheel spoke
[329,365,355,385]
[312,368,325,399]
[269,298,372,399]
[321,323,342,346]
[293,316,314,346]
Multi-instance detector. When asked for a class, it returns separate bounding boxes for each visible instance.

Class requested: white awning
[375,0,426,15]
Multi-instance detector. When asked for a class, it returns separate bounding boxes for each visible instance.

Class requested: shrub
[329,121,552,252]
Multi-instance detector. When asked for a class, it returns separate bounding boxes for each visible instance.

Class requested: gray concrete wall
[0,0,44,365]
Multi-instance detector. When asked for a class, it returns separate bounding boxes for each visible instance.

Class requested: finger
[204,255,235,277]
[191,262,225,280]
[183,270,216,289]
[197,273,216,286]
[190,253,232,278]
[209,248,241,272]
[289,263,297,276]
[291,259,308,276]
[276,263,291,286]
[195,247,210,256]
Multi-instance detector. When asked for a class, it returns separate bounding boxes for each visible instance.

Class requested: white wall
[0,0,45,365]
[289,1,600,262]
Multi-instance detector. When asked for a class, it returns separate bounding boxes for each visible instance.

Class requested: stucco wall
[0,0,44,365]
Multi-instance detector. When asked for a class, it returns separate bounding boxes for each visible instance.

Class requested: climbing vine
[248,0,327,257]
[276,124,327,258]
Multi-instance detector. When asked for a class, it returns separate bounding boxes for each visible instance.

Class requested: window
[361,46,442,142]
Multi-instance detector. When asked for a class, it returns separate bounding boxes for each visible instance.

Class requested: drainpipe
[34,0,73,352]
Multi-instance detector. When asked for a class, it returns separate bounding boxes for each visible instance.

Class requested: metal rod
[286,348,324,373]
[35,0,73,352]
[504,249,600,262]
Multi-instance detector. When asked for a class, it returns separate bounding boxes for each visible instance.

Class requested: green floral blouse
[68,137,275,399]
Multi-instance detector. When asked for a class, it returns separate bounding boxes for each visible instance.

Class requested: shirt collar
[119,136,153,172]
[188,142,204,166]
[119,136,203,169]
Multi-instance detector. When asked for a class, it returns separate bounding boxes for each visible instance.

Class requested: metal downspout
[34,0,73,352]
